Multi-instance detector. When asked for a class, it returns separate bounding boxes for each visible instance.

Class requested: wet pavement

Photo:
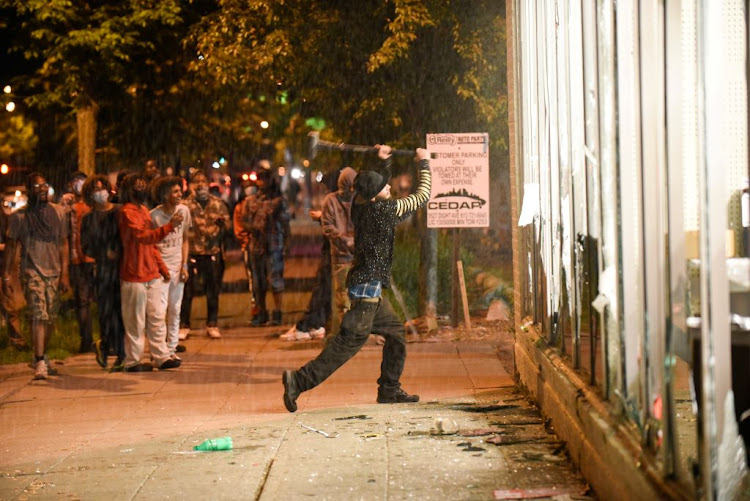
[0,216,593,499]
[0,318,593,500]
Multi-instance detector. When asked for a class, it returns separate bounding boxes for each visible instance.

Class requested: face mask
[196,186,209,200]
[73,178,84,195]
[133,189,148,203]
[244,186,257,196]
[93,190,109,204]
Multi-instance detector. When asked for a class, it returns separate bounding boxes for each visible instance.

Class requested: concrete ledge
[514,324,691,501]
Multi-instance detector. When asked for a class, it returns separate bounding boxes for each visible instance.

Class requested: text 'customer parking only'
[426,132,490,228]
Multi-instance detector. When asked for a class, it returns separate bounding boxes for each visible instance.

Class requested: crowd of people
[0,158,305,379]
[0,145,433,412]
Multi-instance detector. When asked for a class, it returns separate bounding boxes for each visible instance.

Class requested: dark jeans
[95,262,125,361]
[70,263,95,351]
[250,249,284,312]
[181,253,223,328]
[296,249,331,332]
[295,297,406,393]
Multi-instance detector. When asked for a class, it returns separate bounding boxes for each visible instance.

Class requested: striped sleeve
[395,160,431,218]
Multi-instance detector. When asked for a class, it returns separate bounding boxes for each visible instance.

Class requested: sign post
[426,133,490,327]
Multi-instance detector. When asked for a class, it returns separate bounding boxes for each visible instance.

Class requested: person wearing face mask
[65,172,97,353]
[2,172,70,380]
[117,173,183,372]
[81,175,126,371]
[280,168,340,341]
[179,171,229,339]
[233,175,258,318]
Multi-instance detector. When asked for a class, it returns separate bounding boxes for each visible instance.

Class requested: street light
[1,164,9,175]
[3,85,10,94]
[260,120,269,129]
[5,102,15,112]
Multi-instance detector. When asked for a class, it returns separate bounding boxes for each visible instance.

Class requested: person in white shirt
[150,176,192,360]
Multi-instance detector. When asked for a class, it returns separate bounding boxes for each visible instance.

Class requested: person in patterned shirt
[179,171,229,339]
[241,165,290,327]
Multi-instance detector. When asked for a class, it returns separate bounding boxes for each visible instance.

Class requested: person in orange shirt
[63,172,97,353]
[117,173,183,372]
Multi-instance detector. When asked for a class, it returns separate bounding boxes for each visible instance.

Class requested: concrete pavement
[0,214,591,499]
[0,322,592,500]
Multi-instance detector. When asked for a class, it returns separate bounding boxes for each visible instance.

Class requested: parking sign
[426,133,490,228]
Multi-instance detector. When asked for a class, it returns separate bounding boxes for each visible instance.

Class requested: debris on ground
[493,486,589,500]
[300,424,339,438]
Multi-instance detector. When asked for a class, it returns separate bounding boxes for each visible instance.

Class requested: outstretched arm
[394,148,431,218]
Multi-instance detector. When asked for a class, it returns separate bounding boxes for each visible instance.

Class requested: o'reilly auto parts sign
[426,133,490,228]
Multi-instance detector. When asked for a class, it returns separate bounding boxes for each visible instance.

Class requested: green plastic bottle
[193,437,233,451]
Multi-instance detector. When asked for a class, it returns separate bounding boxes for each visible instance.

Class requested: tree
[3,0,183,174]
[190,0,507,156]
[0,114,37,166]
[191,0,508,318]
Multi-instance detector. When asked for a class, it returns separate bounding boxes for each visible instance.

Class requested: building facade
[507,1,749,499]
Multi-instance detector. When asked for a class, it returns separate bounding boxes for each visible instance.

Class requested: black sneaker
[377,387,420,404]
[109,359,125,372]
[251,310,269,327]
[175,344,187,353]
[124,363,153,372]
[94,340,107,368]
[270,310,282,326]
[282,370,300,413]
[158,358,181,370]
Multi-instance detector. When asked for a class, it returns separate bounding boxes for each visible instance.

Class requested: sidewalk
[0,323,592,500]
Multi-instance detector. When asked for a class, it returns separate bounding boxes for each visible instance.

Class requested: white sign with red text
[426,132,490,228]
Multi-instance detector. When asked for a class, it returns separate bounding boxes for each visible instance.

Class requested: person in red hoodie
[117,173,183,372]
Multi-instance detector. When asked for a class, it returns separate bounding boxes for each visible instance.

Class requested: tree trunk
[76,102,99,175]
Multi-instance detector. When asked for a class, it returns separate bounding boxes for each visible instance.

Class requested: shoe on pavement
[33,359,48,380]
[206,326,221,339]
[270,310,282,326]
[44,356,58,376]
[110,359,125,372]
[170,353,182,362]
[250,311,269,327]
[282,370,300,412]
[124,363,153,372]
[176,344,187,353]
[178,328,190,340]
[377,387,419,404]
[94,339,107,368]
[158,358,181,370]
[280,327,311,341]
[309,327,326,339]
